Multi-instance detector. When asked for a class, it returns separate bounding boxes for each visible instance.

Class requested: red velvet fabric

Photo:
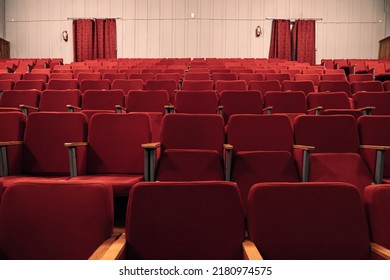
[318,81,352,96]
[292,20,316,65]
[22,112,88,175]
[39,90,81,112]
[248,80,282,94]
[0,182,113,259]
[238,73,264,85]
[247,182,370,260]
[264,73,291,84]
[126,90,169,114]
[0,73,22,82]
[102,73,127,83]
[126,181,245,259]
[82,90,124,110]
[219,90,263,123]
[269,19,291,60]
[264,91,307,113]
[76,72,101,81]
[23,73,49,83]
[358,116,390,178]
[307,92,351,110]
[175,90,218,114]
[181,80,213,90]
[144,80,177,104]
[0,112,25,175]
[183,72,210,80]
[215,80,247,94]
[351,81,384,94]
[0,90,40,109]
[73,19,116,62]
[80,79,110,93]
[353,91,390,115]
[282,80,315,95]
[47,79,79,90]
[0,80,14,91]
[364,184,390,249]
[212,73,237,82]
[112,79,144,94]
[295,74,320,86]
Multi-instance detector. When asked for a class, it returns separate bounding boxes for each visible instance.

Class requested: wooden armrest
[19,104,39,111]
[224,144,233,150]
[66,104,82,111]
[64,142,88,147]
[218,105,224,110]
[307,106,323,113]
[371,242,390,260]
[356,106,375,111]
[262,106,273,114]
[293,144,315,151]
[0,141,23,146]
[164,105,175,114]
[242,240,263,260]
[89,233,126,260]
[360,145,390,151]
[115,105,126,111]
[142,142,161,149]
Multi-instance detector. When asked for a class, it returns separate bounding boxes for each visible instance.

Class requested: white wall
[4,0,388,63]
[0,0,4,38]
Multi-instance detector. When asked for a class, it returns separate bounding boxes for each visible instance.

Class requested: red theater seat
[111,79,144,94]
[47,79,79,90]
[174,90,218,114]
[0,181,114,260]
[352,91,390,115]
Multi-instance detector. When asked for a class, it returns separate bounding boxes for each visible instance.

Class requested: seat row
[1,112,390,206]
[0,179,390,260]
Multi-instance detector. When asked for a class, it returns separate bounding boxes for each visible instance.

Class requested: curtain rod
[67,17,121,20]
[266,17,323,21]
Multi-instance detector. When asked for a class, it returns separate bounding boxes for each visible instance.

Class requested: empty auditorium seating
[364,184,390,253]
[282,80,315,95]
[0,80,13,91]
[358,116,390,184]
[264,73,290,84]
[47,79,79,90]
[0,90,41,115]
[155,73,182,87]
[318,80,352,96]
[0,73,22,82]
[295,74,320,86]
[238,73,264,85]
[384,81,390,91]
[94,181,254,260]
[0,112,88,187]
[181,80,213,91]
[22,73,49,82]
[0,181,114,259]
[79,79,111,93]
[66,113,151,196]
[351,81,384,94]
[306,92,365,118]
[174,90,218,114]
[219,90,263,124]
[145,114,225,181]
[102,73,127,83]
[144,80,177,104]
[320,73,347,81]
[76,72,101,82]
[129,73,155,83]
[39,89,81,112]
[111,79,144,94]
[248,80,281,94]
[0,112,26,176]
[247,182,372,259]
[215,80,247,94]
[212,73,237,82]
[225,114,299,214]
[353,91,390,115]
[348,74,374,82]
[14,80,45,91]
[294,115,373,195]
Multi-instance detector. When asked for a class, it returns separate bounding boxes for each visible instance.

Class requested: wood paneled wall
[4,0,388,63]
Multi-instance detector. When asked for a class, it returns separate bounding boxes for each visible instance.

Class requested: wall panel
[3,0,388,63]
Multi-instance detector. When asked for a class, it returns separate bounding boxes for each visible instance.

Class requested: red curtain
[268,19,291,60]
[73,19,117,62]
[292,20,316,65]
[73,19,94,62]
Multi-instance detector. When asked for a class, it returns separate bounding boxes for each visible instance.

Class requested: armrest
[0,141,23,177]
[356,106,375,115]
[307,106,323,115]
[67,104,82,112]
[360,145,390,184]
[89,233,126,260]
[19,104,39,116]
[142,142,161,181]
[218,105,223,115]
[65,142,88,177]
[368,68,375,77]
[371,242,390,260]
[293,145,315,182]
[262,106,273,115]
[224,144,233,181]
[115,105,126,114]
[164,105,175,114]
[242,240,263,260]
